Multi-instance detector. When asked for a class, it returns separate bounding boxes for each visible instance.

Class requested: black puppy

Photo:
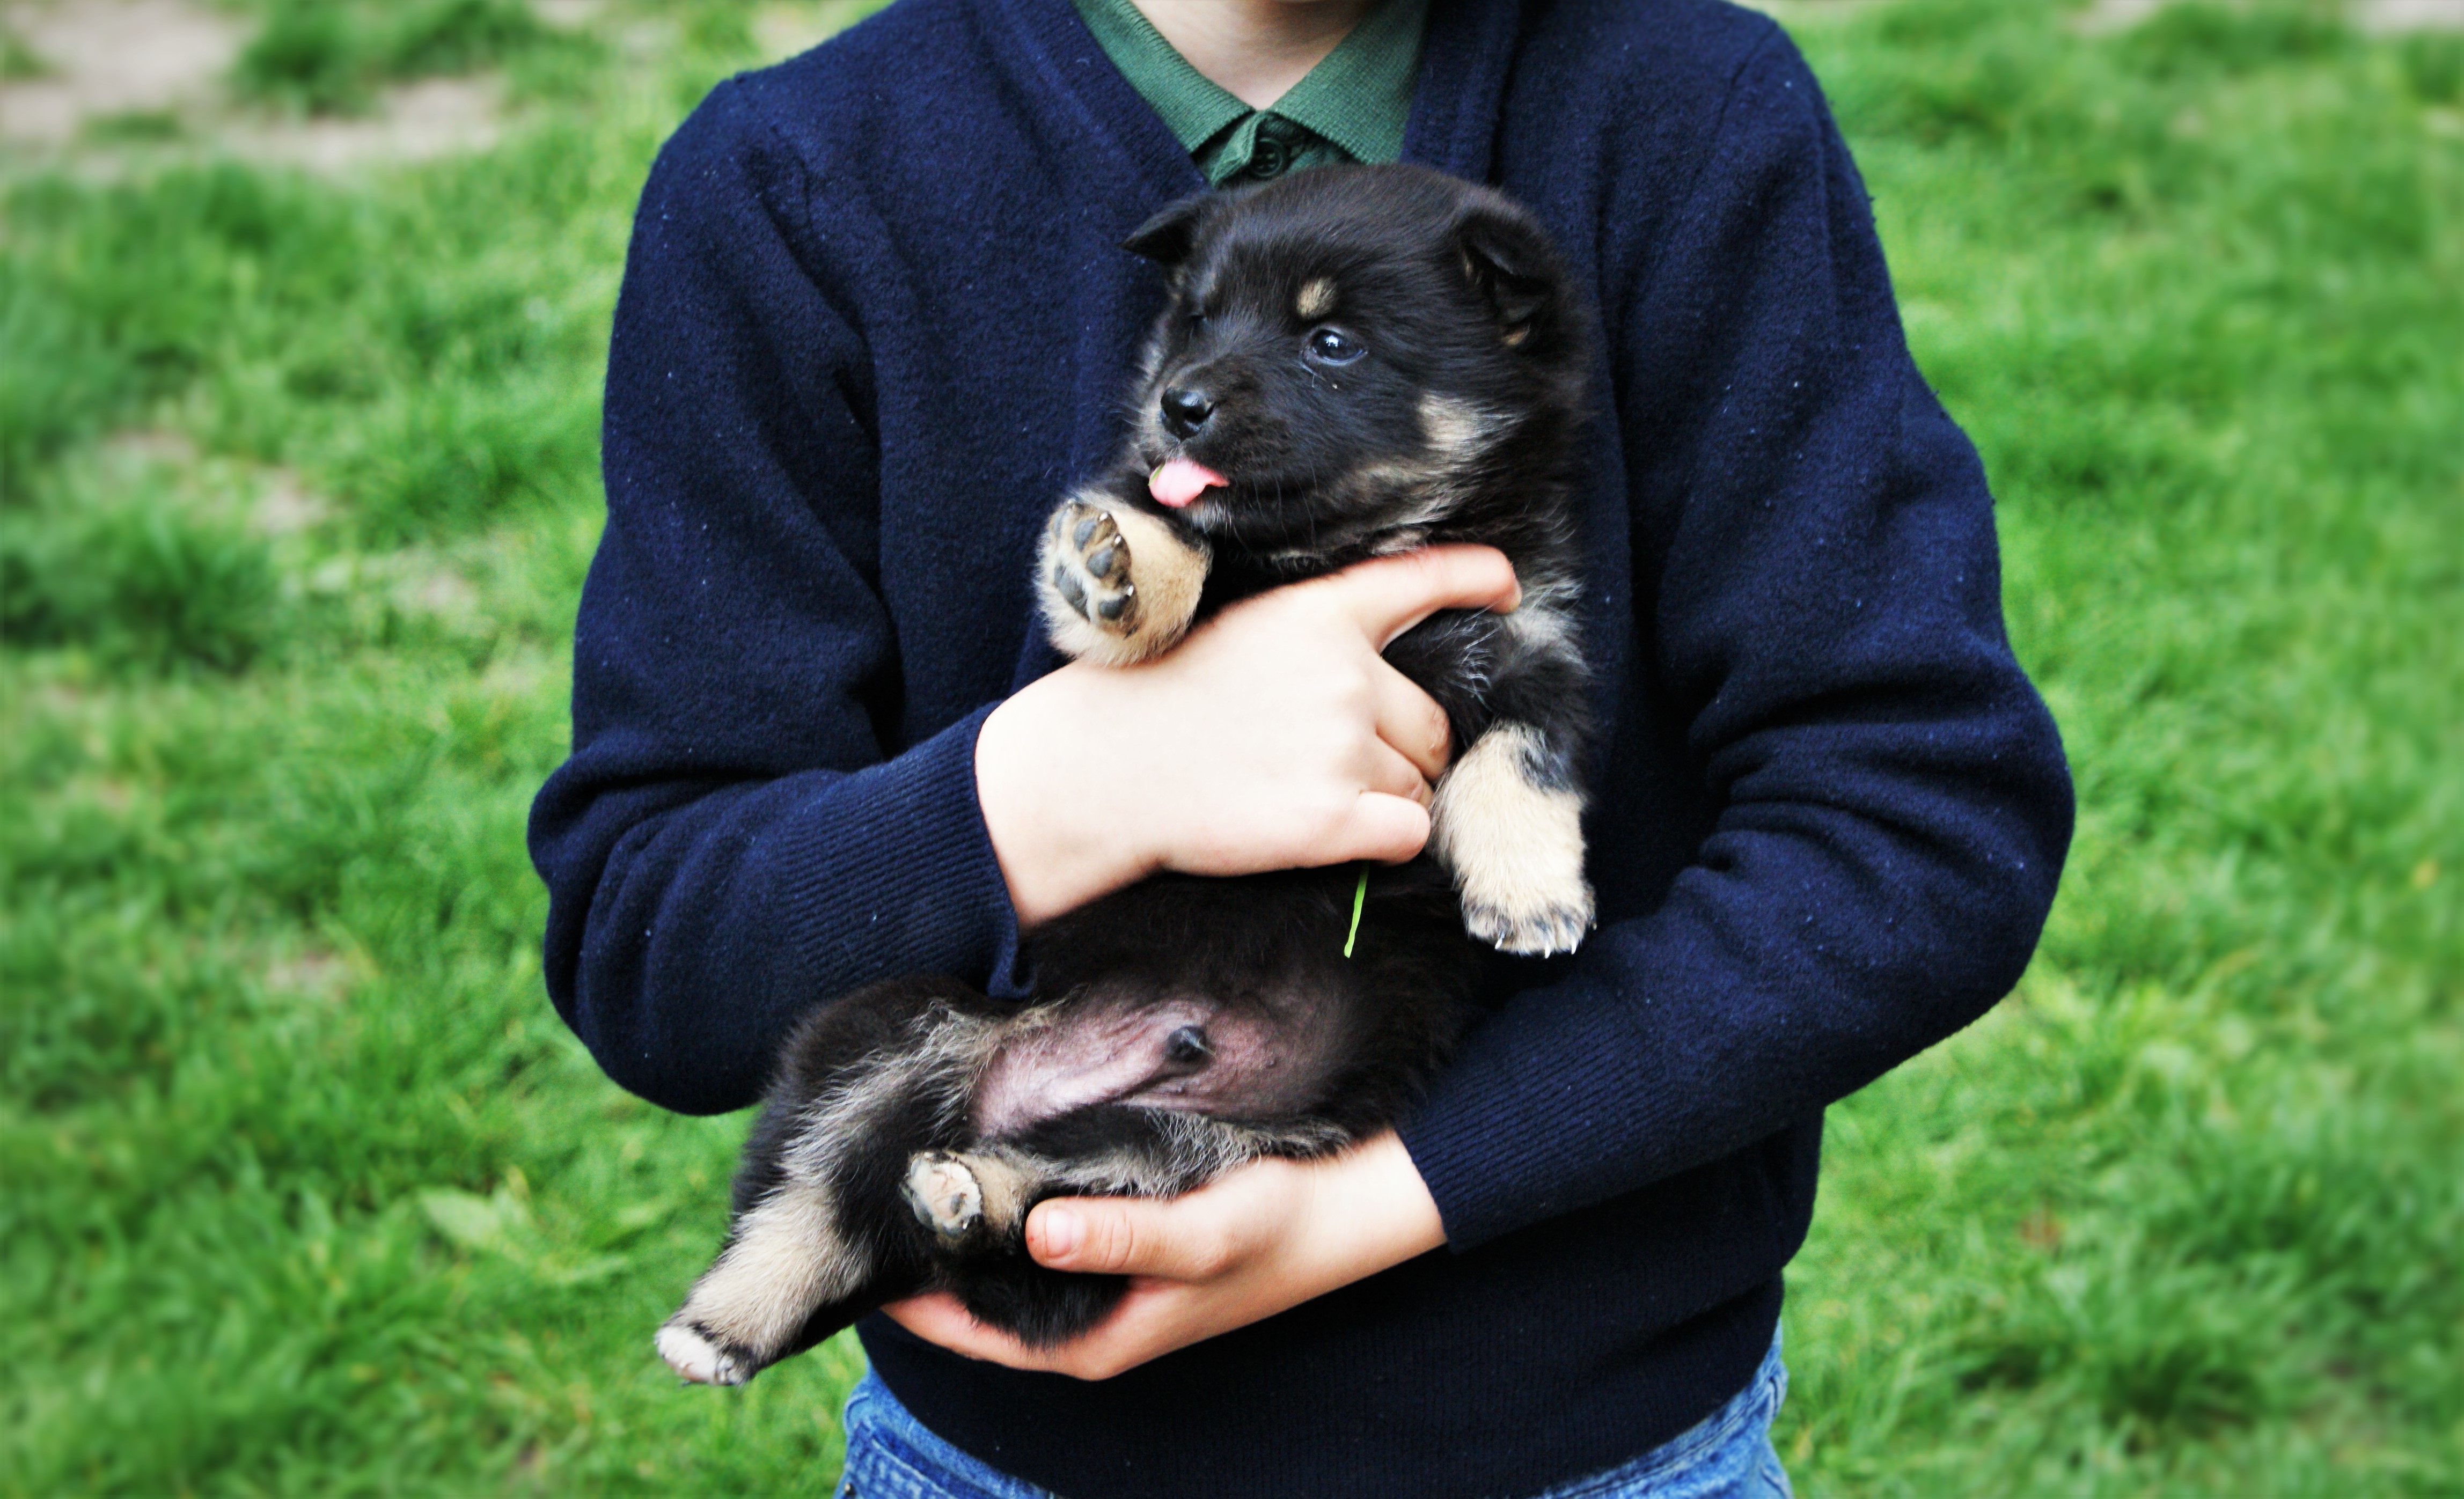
[657,165,1594,1386]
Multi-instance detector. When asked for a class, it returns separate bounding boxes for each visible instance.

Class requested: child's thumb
[1026,1196,1238,1281]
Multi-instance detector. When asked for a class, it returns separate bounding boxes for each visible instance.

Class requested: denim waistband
[835,1330,1787,1499]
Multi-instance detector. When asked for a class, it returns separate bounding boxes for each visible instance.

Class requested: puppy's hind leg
[657,1178,881,1386]
[658,977,1001,1385]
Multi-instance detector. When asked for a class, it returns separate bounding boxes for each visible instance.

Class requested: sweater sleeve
[1397,33,2074,1247]
[527,82,1026,1116]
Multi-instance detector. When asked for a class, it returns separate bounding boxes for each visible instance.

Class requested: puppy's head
[1123,164,1586,556]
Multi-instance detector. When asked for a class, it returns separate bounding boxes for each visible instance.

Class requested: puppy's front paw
[1046,501,1139,635]
[1036,491,1208,666]
[1432,723,1595,958]
[1461,877,1595,958]
[657,1320,754,1386]
[903,1152,984,1239]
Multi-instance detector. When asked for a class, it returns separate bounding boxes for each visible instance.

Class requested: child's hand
[880,1131,1444,1379]
[976,545,1519,928]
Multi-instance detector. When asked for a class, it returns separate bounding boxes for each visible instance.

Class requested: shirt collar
[1267,0,1425,164]
[1070,0,1248,155]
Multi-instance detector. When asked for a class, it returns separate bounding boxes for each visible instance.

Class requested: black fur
[658,166,1594,1384]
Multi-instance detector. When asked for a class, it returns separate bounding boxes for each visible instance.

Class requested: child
[528,0,2073,1494]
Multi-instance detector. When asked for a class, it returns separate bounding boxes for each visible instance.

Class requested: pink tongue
[1148,458,1228,508]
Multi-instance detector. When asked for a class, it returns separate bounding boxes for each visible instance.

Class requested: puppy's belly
[969,985,1356,1140]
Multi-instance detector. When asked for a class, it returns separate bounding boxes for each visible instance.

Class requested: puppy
[657,164,1594,1386]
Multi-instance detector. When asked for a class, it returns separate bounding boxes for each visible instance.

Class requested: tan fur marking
[967,1152,1036,1232]
[1417,394,1495,461]
[1501,597,1577,658]
[1296,277,1336,320]
[1431,722,1594,956]
[1038,496,1211,666]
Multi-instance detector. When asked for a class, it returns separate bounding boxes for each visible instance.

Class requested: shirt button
[1248,115,1304,180]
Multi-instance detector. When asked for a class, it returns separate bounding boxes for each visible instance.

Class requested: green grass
[1,0,2456,1491]
[0,23,47,82]
[231,0,571,116]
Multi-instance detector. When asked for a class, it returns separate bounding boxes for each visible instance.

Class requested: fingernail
[1038,1207,1082,1260]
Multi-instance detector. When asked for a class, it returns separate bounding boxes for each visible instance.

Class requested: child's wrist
[1317,1131,1447,1272]
[977,672,1161,928]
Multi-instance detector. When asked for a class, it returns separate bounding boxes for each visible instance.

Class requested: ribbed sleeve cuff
[1397,981,1644,1252]
[770,704,1034,1003]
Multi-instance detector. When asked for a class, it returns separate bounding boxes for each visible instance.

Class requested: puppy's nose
[1160,386,1215,439]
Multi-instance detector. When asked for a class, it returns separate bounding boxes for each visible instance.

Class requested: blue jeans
[834,1334,1792,1499]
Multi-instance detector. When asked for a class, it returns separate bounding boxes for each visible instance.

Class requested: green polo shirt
[1072,0,1427,186]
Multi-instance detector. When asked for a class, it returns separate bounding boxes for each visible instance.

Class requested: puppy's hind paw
[657,1320,755,1387]
[903,1152,985,1239]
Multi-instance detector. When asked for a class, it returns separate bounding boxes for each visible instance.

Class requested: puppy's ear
[1453,201,1559,343]
[1123,194,1213,267]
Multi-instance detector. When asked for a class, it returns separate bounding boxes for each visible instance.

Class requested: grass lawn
[2,0,2457,1492]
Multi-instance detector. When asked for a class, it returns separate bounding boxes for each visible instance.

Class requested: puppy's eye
[1306,327,1365,365]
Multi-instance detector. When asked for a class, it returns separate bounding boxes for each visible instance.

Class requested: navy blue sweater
[529,0,2073,1493]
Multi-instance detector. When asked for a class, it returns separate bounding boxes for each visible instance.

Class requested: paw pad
[1047,501,1138,633]
[903,1152,984,1239]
